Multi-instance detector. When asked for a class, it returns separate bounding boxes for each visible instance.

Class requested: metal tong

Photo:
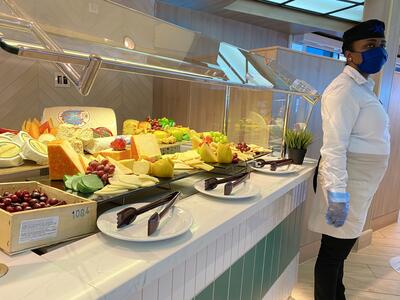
[270,159,293,171]
[204,172,248,191]
[224,172,250,195]
[253,158,292,169]
[117,191,180,229]
[147,191,181,236]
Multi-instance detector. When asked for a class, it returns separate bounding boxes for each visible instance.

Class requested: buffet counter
[0,160,316,300]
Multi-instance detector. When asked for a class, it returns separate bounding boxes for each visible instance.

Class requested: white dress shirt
[319,65,390,193]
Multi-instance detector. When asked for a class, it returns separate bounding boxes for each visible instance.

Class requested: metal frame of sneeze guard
[0,0,320,158]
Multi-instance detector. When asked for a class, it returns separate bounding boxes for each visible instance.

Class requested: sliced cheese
[174,162,194,170]
[0,141,23,167]
[12,131,32,146]
[22,139,48,165]
[48,140,85,180]
[132,160,151,175]
[138,174,159,183]
[130,134,161,160]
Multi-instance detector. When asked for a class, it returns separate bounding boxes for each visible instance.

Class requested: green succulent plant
[285,129,313,150]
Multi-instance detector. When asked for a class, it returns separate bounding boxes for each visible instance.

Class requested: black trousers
[314,234,358,300]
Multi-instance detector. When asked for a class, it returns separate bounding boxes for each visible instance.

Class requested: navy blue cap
[342,19,385,53]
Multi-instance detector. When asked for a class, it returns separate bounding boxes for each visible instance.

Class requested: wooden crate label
[19,216,59,244]
[71,207,90,220]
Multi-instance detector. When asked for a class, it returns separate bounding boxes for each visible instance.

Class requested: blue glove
[326,191,350,228]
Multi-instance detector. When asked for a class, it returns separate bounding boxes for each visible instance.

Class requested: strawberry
[110,138,127,151]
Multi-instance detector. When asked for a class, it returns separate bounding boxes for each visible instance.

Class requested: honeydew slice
[0,141,23,167]
[22,139,48,165]
[12,131,32,146]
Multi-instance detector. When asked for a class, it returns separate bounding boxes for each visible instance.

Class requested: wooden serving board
[0,162,48,182]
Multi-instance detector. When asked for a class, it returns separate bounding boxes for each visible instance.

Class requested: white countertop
[0,160,316,300]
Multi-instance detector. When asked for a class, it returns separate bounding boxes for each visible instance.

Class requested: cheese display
[47,140,86,180]
[0,141,24,167]
[130,134,161,160]
[12,131,32,146]
[21,139,48,165]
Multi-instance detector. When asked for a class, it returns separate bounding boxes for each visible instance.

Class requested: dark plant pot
[288,148,307,165]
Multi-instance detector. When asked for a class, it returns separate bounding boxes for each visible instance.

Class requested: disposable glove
[325,191,350,228]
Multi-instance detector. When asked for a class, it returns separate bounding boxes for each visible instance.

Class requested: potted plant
[285,129,313,165]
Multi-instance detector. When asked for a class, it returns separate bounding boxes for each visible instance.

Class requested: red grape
[10,195,19,203]
[3,198,11,206]
[89,161,99,168]
[96,164,104,171]
[15,191,22,199]
[97,170,105,177]
[31,191,41,199]
[24,206,32,211]
[14,206,22,212]
[6,206,15,213]
[101,174,109,182]
[39,196,47,202]
[29,199,38,207]
[0,203,5,210]
[33,203,41,209]
[87,166,93,172]
[109,166,115,174]
[102,159,109,166]
[104,165,110,173]
[49,198,59,206]
[39,202,46,208]
[21,202,29,209]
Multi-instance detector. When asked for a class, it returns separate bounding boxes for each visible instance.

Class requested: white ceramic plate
[97,203,193,242]
[194,179,260,199]
[250,164,301,175]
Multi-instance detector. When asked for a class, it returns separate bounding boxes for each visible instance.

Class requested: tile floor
[292,223,400,300]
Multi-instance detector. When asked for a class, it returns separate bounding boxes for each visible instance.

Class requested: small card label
[19,216,59,244]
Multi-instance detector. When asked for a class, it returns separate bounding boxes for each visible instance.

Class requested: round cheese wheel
[0,141,23,167]
[22,139,48,165]
[13,131,32,146]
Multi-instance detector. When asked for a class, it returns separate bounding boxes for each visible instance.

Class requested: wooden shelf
[0,162,48,182]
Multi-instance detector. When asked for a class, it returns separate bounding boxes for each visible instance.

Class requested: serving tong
[252,158,293,171]
[204,172,250,196]
[148,191,180,236]
[117,191,180,229]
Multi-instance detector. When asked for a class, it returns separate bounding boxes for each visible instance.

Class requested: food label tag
[19,216,59,244]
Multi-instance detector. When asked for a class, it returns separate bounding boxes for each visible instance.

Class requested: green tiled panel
[214,268,230,300]
[195,284,214,300]
[241,247,256,300]
[279,217,289,274]
[251,238,266,300]
[271,223,283,280]
[228,256,244,300]
[261,231,274,296]
[193,204,303,300]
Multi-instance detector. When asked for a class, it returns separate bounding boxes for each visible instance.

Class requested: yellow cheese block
[130,134,161,160]
[48,140,85,180]
[98,149,131,161]
[132,160,151,175]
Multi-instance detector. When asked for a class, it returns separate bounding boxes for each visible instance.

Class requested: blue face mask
[357,47,388,74]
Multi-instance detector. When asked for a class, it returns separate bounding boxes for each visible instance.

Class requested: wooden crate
[0,182,97,255]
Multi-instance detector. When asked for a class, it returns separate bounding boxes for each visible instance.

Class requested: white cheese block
[22,139,48,165]
[12,131,32,146]
[0,141,24,167]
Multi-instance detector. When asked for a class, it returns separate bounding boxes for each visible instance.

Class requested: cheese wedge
[132,160,151,175]
[48,140,85,180]
[22,139,48,165]
[12,131,32,146]
[119,159,135,170]
[106,156,133,175]
[130,134,161,160]
[0,141,24,167]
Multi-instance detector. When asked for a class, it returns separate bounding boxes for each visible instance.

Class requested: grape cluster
[209,132,228,143]
[146,117,162,130]
[0,190,66,213]
[86,159,115,184]
[232,153,239,164]
[236,142,250,153]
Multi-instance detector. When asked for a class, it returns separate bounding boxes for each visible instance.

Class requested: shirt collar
[343,65,376,91]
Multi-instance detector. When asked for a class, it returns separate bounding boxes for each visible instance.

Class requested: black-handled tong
[270,159,293,171]
[224,172,250,195]
[117,191,180,229]
[147,191,181,236]
[253,158,292,168]
[204,172,248,191]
